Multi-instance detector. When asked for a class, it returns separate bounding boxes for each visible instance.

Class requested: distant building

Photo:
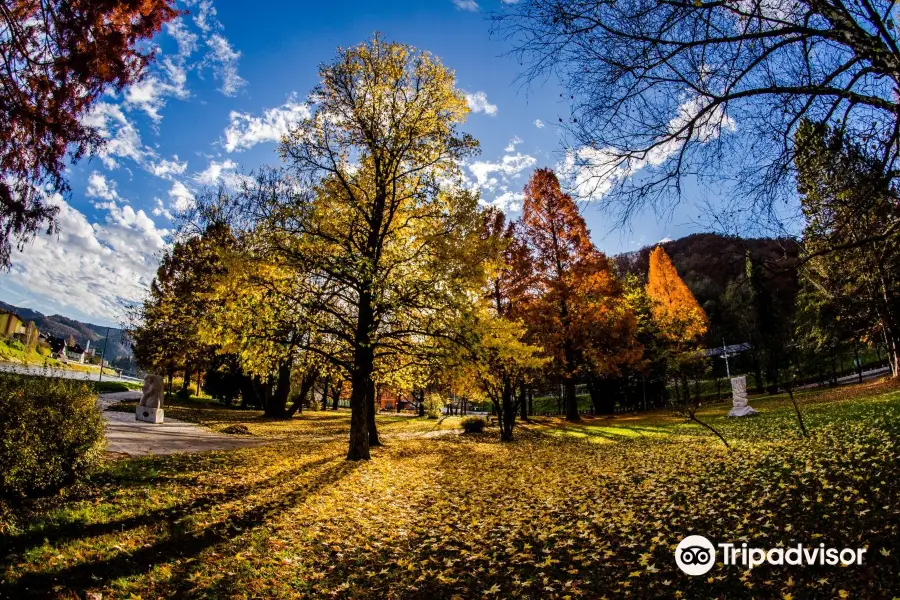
[0,310,24,337]
[65,344,85,363]
[41,334,82,362]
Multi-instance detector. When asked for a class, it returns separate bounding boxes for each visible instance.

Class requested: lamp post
[720,339,731,378]
[97,326,111,383]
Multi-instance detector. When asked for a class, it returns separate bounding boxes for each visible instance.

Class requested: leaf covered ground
[2,382,900,599]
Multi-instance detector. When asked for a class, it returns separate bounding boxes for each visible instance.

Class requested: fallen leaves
[2,387,900,598]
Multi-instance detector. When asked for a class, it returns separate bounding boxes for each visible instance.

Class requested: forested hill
[614,233,801,350]
[0,300,133,365]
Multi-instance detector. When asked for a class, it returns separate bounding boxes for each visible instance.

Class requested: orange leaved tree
[646,246,708,345]
[521,168,639,421]
[645,246,729,446]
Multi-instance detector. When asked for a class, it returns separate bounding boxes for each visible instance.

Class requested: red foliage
[0,0,182,266]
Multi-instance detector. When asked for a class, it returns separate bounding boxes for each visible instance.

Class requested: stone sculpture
[727,375,758,417]
[135,374,165,423]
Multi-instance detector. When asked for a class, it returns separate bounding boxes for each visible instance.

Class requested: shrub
[175,388,191,402]
[461,416,486,433]
[221,424,251,435]
[0,374,105,498]
[93,381,134,394]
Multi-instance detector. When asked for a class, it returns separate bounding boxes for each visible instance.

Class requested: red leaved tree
[521,168,639,420]
[0,0,182,267]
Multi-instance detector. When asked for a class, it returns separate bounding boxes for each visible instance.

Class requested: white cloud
[191,0,218,33]
[453,0,480,10]
[166,19,199,56]
[152,198,174,221]
[223,95,310,152]
[464,91,498,116]
[82,102,148,168]
[534,119,545,129]
[469,153,537,188]
[124,56,189,121]
[170,0,246,97]
[206,33,246,96]
[561,93,736,201]
[149,156,188,180]
[168,181,196,212]
[194,159,238,185]
[3,194,168,321]
[504,136,523,153]
[86,172,119,202]
[483,191,524,212]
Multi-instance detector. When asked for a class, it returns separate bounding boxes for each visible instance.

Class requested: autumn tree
[271,36,484,460]
[0,0,181,268]
[646,247,708,345]
[521,168,638,420]
[450,210,545,441]
[131,220,233,395]
[177,174,333,419]
[460,308,546,441]
[646,246,710,404]
[615,274,669,410]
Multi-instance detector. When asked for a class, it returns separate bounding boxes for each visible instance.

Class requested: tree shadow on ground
[1,456,358,599]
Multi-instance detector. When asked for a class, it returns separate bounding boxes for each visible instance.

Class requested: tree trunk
[564,378,579,421]
[332,380,341,410]
[751,351,764,394]
[830,347,838,386]
[367,379,381,447]
[519,381,528,421]
[872,254,900,378]
[321,376,330,410]
[265,359,292,419]
[500,378,515,441]
[589,376,617,414]
[855,343,863,384]
[347,276,377,460]
[182,363,191,392]
[239,375,254,409]
[347,364,370,460]
[287,370,318,418]
[528,388,534,417]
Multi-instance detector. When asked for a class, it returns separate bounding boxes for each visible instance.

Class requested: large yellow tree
[273,36,484,460]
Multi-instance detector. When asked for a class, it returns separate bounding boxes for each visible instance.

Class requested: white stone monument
[727,375,758,417]
[135,374,165,423]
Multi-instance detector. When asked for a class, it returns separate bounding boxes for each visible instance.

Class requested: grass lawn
[2,381,900,598]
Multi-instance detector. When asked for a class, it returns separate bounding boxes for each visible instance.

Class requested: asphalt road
[0,361,139,384]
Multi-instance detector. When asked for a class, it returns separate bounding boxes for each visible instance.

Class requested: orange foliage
[646,246,708,343]
[521,169,640,381]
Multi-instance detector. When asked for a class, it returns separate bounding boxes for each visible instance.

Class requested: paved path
[99,392,267,457]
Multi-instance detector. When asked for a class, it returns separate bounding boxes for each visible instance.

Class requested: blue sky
[0,0,731,327]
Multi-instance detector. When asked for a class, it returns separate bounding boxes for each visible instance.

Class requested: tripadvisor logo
[675,535,717,575]
[675,535,867,575]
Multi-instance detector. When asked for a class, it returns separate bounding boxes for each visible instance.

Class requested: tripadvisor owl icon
[675,535,716,576]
